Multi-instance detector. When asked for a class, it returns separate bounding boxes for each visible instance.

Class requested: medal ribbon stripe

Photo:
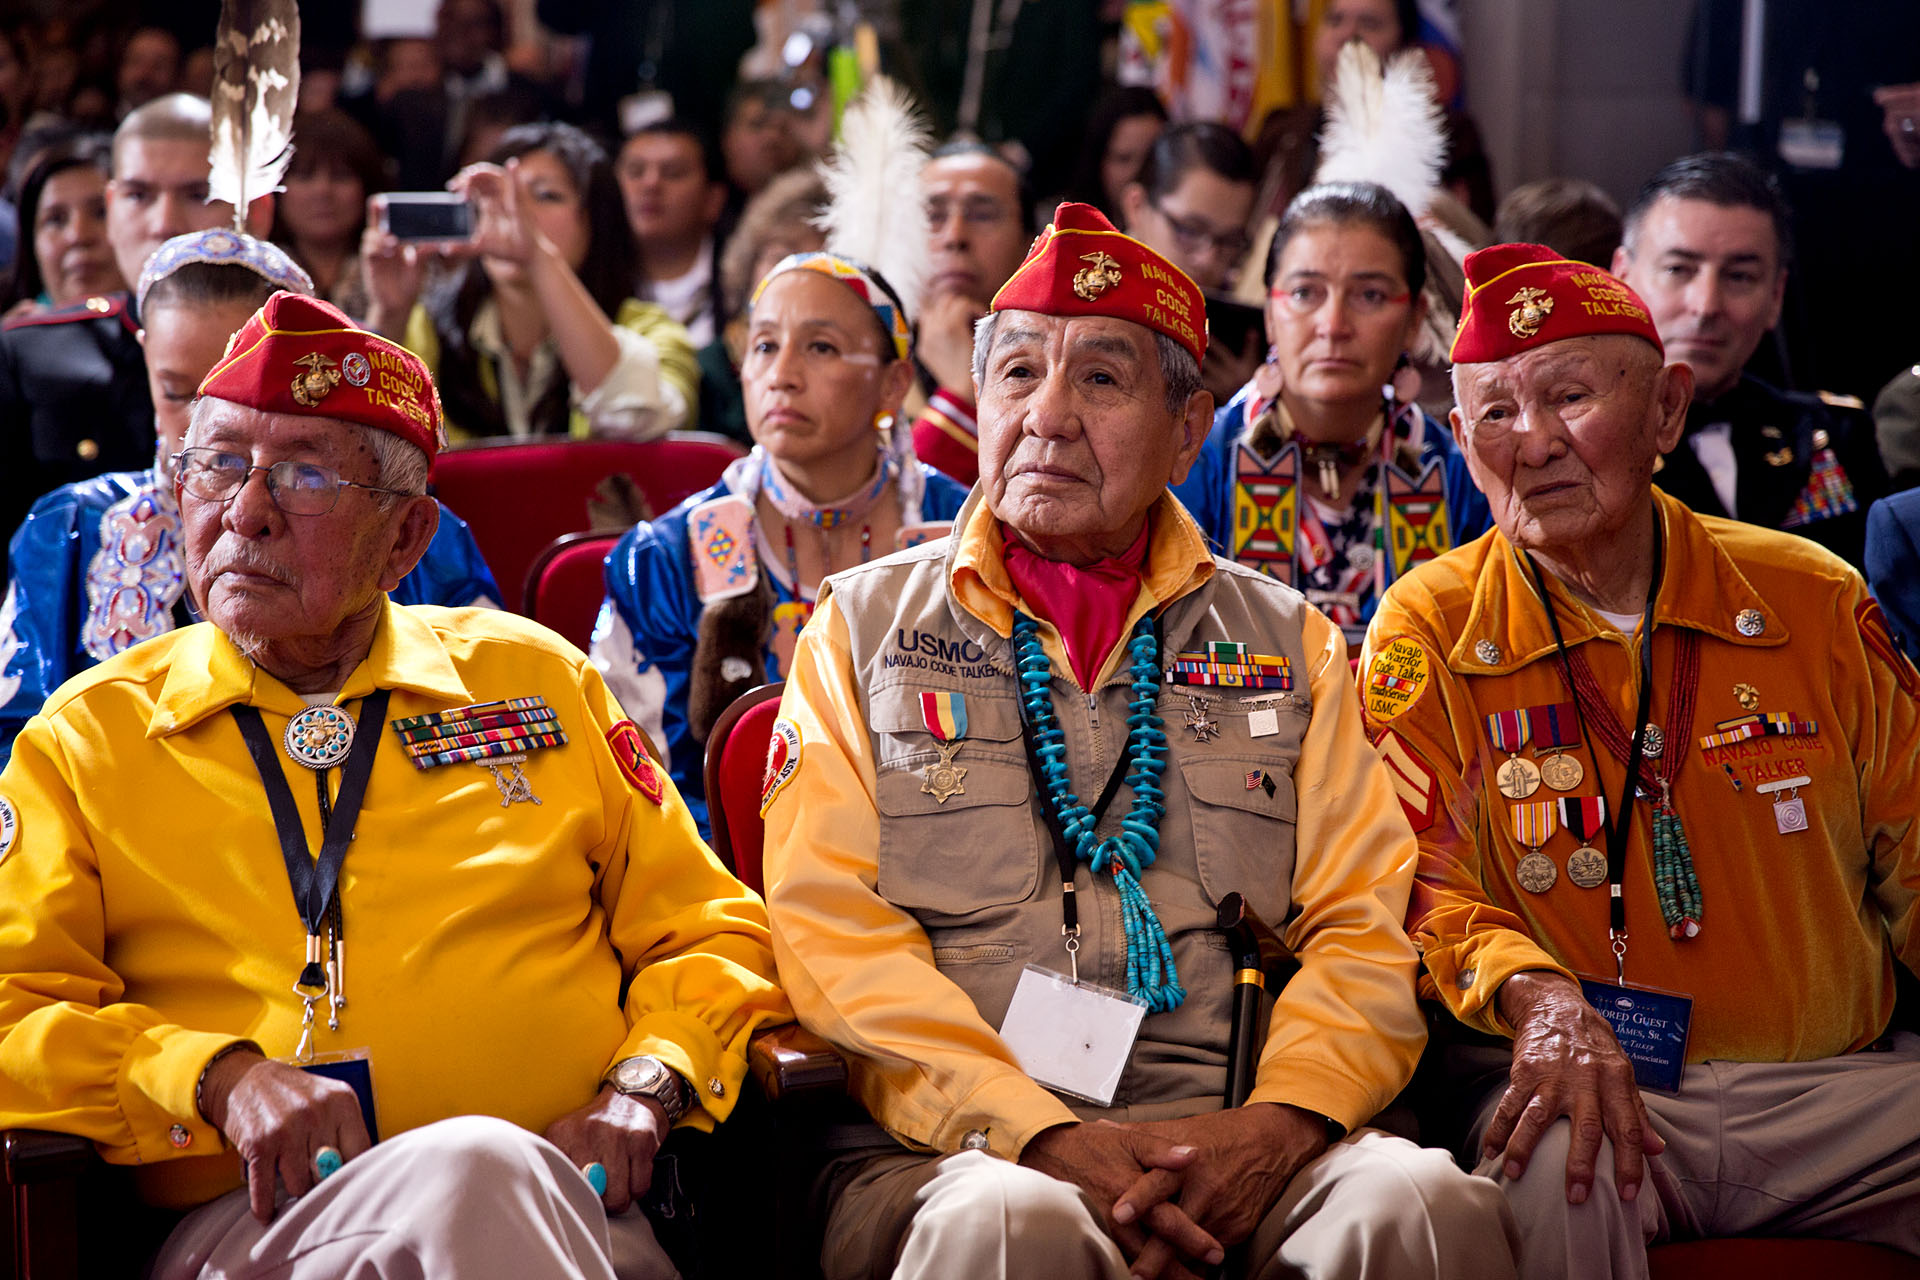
[1486,708,1532,752]
[409,729,569,770]
[391,697,548,733]
[402,717,563,756]
[1531,701,1581,747]
[1557,795,1607,840]
[1510,800,1559,848]
[392,707,558,744]
[1697,712,1817,752]
[919,691,968,743]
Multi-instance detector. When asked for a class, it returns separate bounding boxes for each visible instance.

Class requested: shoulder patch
[760,718,802,816]
[607,719,666,805]
[1364,636,1433,723]
[0,794,16,862]
[1857,598,1920,698]
[1372,730,1438,834]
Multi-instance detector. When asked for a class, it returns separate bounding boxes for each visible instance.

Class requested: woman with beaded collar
[0,230,500,767]
[594,250,969,835]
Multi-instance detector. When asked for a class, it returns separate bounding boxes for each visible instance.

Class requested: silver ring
[1903,116,1917,135]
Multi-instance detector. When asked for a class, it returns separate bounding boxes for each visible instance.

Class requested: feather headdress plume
[1314,40,1474,365]
[209,0,300,230]
[813,76,932,323]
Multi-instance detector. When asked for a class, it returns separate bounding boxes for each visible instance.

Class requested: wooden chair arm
[2,1130,93,1185]
[747,1024,849,1103]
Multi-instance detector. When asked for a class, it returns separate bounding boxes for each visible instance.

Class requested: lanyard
[231,690,390,1051]
[1013,622,1154,979]
[1522,518,1662,981]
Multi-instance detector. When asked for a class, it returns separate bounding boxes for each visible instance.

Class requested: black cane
[1215,892,1297,1280]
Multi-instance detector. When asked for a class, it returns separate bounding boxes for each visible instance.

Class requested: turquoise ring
[314,1146,342,1180]
[583,1162,608,1196]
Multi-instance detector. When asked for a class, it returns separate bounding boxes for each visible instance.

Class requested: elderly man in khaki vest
[762,202,1516,1280]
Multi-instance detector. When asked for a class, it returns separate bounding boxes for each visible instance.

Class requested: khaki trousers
[821,1134,1518,1280]
[1465,1031,1920,1279]
[150,1115,678,1280]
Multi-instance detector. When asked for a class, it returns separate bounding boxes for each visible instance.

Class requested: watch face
[611,1056,668,1094]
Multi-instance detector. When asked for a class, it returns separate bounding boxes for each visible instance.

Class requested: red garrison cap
[990,202,1209,364]
[198,291,445,458]
[1450,243,1663,365]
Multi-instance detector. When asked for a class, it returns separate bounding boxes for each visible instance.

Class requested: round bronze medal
[1496,754,1542,800]
[1516,851,1558,893]
[1538,752,1584,792]
[1566,846,1608,889]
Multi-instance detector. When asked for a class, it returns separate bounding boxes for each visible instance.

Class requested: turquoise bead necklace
[1012,611,1185,1013]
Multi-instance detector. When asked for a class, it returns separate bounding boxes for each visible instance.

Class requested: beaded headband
[136,229,315,315]
[751,251,912,363]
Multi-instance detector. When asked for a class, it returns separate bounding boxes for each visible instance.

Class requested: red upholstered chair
[430,432,744,614]
[702,681,787,897]
[524,532,622,652]
[1648,1238,1918,1279]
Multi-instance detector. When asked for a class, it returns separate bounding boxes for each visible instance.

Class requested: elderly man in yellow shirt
[0,292,789,1278]
[761,202,1516,1280]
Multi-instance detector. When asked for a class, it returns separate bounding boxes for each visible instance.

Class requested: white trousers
[824,1131,1519,1280]
[149,1115,679,1280]
[1468,1032,1920,1280]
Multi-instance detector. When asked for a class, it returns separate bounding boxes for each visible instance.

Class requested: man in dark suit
[1866,489,1920,661]
[1613,152,1887,569]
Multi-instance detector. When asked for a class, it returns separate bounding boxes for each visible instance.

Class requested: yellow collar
[1450,488,1786,673]
[147,599,473,738]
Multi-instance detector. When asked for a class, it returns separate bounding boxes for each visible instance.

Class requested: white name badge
[999,964,1146,1106]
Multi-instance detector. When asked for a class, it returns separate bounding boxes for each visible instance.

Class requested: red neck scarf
[1001,519,1152,690]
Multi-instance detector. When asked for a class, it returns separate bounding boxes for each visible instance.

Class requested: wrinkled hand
[917,289,986,396]
[452,159,542,266]
[542,1086,670,1214]
[1020,1120,1214,1279]
[1116,1104,1328,1279]
[1487,971,1665,1205]
[1872,84,1920,168]
[199,1050,372,1223]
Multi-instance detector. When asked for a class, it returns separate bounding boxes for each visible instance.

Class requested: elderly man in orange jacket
[1361,244,1920,1277]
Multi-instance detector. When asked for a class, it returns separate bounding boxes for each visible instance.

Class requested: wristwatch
[603,1055,691,1124]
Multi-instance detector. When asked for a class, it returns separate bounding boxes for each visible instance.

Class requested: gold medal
[1516,851,1558,893]
[1538,752,1584,792]
[1496,754,1542,800]
[920,740,968,804]
[1566,846,1607,888]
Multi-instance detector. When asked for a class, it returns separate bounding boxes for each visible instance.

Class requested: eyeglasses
[172,448,412,516]
[1270,280,1412,318]
[1150,200,1252,261]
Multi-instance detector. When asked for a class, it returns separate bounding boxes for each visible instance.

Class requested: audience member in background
[910,141,1031,488]
[0,231,499,767]
[1612,152,1887,568]
[594,252,968,835]
[115,27,180,118]
[1493,177,1622,268]
[0,93,270,572]
[1866,490,1920,661]
[1174,182,1490,649]
[1122,122,1260,405]
[1063,84,1167,219]
[0,134,122,320]
[697,167,829,445]
[367,122,698,441]
[536,0,756,141]
[450,84,549,172]
[272,109,386,320]
[1250,0,1494,226]
[1874,363,1920,492]
[618,120,728,349]
[719,79,802,217]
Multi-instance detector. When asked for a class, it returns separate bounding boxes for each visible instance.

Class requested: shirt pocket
[1181,755,1297,932]
[870,689,1041,917]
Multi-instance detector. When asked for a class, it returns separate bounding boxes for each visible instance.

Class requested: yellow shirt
[0,601,789,1208]
[765,492,1427,1159]
[1361,491,1920,1061]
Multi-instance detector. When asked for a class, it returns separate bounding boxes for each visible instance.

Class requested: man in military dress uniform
[763,203,1515,1280]
[1362,242,1920,1277]
[1611,151,1887,568]
[0,93,270,560]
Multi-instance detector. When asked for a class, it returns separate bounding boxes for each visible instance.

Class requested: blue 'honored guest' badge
[1578,978,1693,1093]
